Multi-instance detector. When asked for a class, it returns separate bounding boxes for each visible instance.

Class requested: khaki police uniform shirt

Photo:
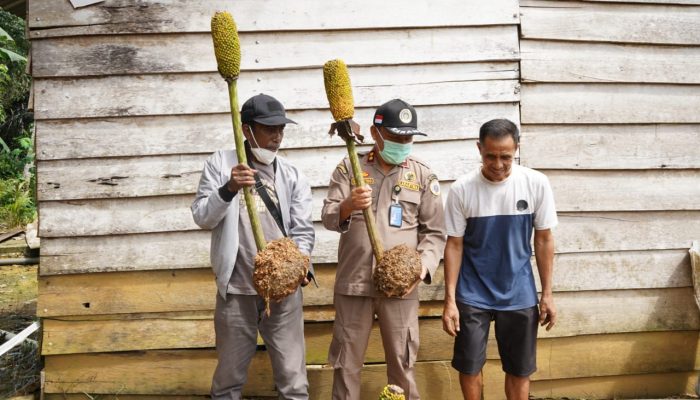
[322,149,446,299]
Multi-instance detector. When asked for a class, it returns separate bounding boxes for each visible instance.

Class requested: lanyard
[245,143,287,237]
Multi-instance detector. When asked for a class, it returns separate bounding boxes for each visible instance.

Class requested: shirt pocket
[399,189,422,226]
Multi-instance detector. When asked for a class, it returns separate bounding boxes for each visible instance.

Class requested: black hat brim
[252,115,297,125]
[386,127,427,136]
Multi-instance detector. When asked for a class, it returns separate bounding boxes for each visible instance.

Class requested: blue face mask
[377,129,412,165]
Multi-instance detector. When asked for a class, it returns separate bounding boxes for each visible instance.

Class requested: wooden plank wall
[518,0,700,397]
[27,0,699,398]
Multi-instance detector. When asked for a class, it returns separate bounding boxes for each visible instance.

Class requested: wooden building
[28,0,699,398]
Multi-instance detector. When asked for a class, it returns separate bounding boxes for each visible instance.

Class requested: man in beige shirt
[322,99,446,400]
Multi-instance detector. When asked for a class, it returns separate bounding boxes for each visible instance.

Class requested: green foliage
[0,8,34,230]
[0,129,33,180]
[0,128,35,229]
[0,177,35,230]
[0,9,31,129]
[0,11,28,55]
[0,26,26,63]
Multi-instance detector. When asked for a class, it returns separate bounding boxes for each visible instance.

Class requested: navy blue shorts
[451,302,538,377]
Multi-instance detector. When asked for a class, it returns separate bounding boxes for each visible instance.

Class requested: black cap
[372,99,426,136]
[241,94,297,126]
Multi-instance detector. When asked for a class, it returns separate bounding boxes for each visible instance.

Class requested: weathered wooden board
[37,266,700,334]
[521,124,700,169]
[546,170,700,212]
[28,0,519,36]
[36,140,481,201]
[39,231,213,275]
[42,313,216,355]
[32,26,519,77]
[39,195,198,237]
[520,83,700,124]
[542,288,699,336]
[43,350,275,396]
[555,211,700,253]
[35,102,518,160]
[36,154,205,201]
[42,333,700,395]
[33,67,520,120]
[528,371,697,399]
[38,268,218,317]
[520,0,700,45]
[532,330,700,380]
[521,39,700,84]
[547,250,691,292]
[42,371,700,400]
[530,372,698,399]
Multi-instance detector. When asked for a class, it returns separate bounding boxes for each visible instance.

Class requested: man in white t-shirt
[441,119,558,400]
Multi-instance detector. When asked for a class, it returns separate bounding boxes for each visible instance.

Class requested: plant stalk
[228,80,266,251]
[345,135,384,261]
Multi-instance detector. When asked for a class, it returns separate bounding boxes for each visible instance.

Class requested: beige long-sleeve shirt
[322,150,446,298]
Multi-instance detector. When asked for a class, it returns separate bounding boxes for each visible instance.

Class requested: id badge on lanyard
[388,184,403,227]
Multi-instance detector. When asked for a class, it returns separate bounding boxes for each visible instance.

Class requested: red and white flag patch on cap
[374,114,384,125]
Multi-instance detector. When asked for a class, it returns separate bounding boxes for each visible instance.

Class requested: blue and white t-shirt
[445,164,558,310]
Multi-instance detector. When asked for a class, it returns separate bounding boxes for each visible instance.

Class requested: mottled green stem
[228,80,266,251]
[345,137,383,262]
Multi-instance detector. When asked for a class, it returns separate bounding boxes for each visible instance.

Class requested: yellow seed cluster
[378,384,406,400]
[323,59,355,121]
[211,11,241,80]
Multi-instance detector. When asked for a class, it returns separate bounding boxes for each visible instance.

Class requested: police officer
[322,99,447,400]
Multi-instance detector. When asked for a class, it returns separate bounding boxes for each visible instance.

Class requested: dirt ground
[0,264,37,330]
[0,261,40,399]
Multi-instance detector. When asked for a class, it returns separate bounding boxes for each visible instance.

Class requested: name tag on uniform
[389,203,403,227]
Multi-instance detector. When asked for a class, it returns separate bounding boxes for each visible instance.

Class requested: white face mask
[248,127,278,165]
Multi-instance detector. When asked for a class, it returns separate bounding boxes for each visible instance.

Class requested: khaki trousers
[328,294,420,400]
[211,289,308,400]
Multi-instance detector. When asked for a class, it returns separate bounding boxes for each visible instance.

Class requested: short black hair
[479,119,519,144]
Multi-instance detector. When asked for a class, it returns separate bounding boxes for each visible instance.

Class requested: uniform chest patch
[336,163,348,175]
[428,174,440,196]
[351,177,375,186]
[429,179,440,196]
[398,180,420,191]
[351,171,375,186]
